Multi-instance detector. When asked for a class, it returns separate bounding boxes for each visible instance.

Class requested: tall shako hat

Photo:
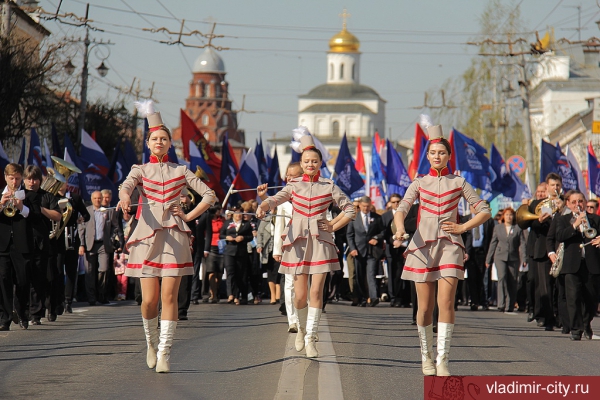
[134,100,168,134]
[420,114,444,143]
[290,126,316,153]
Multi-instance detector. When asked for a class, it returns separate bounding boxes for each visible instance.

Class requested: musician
[101,189,123,302]
[526,173,562,331]
[556,190,600,340]
[220,205,253,305]
[0,163,42,330]
[546,194,569,334]
[57,182,90,313]
[23,165,61,325]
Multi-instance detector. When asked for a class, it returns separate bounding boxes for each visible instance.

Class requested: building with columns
[172,47,246,161]
[269,15,386,172]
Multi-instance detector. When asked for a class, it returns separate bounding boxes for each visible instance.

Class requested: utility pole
[467,35,543,188]
[76,3,90,151]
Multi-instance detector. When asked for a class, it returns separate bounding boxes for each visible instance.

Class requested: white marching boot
[156,320,177,373]
[143,317,159,369]
[436,322,454,376]
[295,306,308,351]
[417,324,436,376]
[305,307,321,358]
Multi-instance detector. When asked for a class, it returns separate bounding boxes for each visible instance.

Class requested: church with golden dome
[297,13,386,139]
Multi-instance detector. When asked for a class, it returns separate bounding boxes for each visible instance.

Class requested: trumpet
[577,206,597,239]
[2,184,22,218]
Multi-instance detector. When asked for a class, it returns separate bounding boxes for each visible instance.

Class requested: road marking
[274,315,343,400]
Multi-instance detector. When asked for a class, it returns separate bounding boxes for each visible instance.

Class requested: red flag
[180,109,204,161]
[180,109,224,200]
[448,129,456,172]
[91,130,96,141]
[408,123,428,179]
[355,137,365,174]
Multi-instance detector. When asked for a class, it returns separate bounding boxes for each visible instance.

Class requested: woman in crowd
[220,205,253,305]
[204,205,225,303]
[257,127,355,358]
[486,208,526,312]
[393,118,491,376]
[118,101,216,373]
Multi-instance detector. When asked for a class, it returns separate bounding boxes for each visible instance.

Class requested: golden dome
[329,27,360,53]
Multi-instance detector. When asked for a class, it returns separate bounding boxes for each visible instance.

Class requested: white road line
[274,315,344,400]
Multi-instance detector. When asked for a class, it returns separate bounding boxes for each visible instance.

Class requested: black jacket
[219,219,253,257]
[555,212,600,275]
[0,189,42,253]
[347,211,385,260]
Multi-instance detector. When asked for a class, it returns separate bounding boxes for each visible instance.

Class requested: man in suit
[556,190,600,340]
[78,191,122,305]
[347,196,385,307]
[465,203,495,311]
[22,165,61,325]
[527,173,562,330]
[0,163,42,330]
[56,182,90,313]
[382,193,408,307]
[220,207,253,304]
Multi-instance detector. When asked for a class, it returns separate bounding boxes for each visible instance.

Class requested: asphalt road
[1,300,598,400]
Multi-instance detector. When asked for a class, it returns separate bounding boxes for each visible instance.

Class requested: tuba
[46,157,82,240]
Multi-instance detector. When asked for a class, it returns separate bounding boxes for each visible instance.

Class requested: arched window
[352,64,355,80]
[198,81,205,97]
[202,114,209,126]
[332,121,340,137]
[339,64,344,79]
[330,63,334,80]
[222,114,228,126]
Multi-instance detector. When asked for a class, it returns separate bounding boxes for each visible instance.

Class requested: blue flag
[588,142,600,197]
[255,135,269,185]
[142,119,150,164]
[385,139,411,197]
[489,144,516,199]
[27,128,46,173]
[220,134,241,207]
[267,148,283,196]
[540,140,579,190]
[452,129,491,191]
[333,134,364,197]
[51,124,62,157]
[107,137,122,184]
[17,137,26,167]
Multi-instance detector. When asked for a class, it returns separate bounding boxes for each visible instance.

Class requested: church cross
[339,8,351,30]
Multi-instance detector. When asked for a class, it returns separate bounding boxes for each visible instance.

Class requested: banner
[385,139,411,197]
[333,133,365,197]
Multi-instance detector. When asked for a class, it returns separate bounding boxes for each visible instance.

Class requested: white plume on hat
[134,100,156,118]
[290,126,311,153]
[419,114,434,130]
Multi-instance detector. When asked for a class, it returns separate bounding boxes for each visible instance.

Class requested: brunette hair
[23,165,43,181]
[545,172,562,184]
[426,138,452,154]
[301,147,322,162]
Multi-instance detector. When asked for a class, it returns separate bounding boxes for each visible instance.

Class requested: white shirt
[1,186,29,218]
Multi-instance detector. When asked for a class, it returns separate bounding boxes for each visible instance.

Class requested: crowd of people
[1,112,599,377]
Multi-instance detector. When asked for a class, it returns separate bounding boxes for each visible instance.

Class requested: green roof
[300,103,374,114]
[300,84,384,101]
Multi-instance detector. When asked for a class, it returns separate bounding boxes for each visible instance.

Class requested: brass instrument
[550,243,564,277]
[516,190,561,230]
[47,157,82,240]
[577,206,597,239]
[3,185,17,217]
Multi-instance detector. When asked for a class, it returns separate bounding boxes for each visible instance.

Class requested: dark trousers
[45,250,65,316]
[466,248,486,306]
[354,254,378,301]
[178,274,192,317]
[84,242,109,304]
[29,251,49,319]
[0,246,30,325]
[534,258,555,326]
[527,257,537,314]
[190,249,203,301]
[556,274,570,331]
[29,251,48,319]
[387,249,407,304]
[564,260,600,335]
[516,269,528,311]
[64,249,79,304]
[225,254,248,301]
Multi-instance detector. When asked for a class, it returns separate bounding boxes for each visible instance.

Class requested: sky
[36,0,600,148]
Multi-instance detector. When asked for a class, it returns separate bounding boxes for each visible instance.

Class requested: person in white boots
[392,116,491,376]
[118,100,216,373]
[258,162,304,334]
[257,127,356,358]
